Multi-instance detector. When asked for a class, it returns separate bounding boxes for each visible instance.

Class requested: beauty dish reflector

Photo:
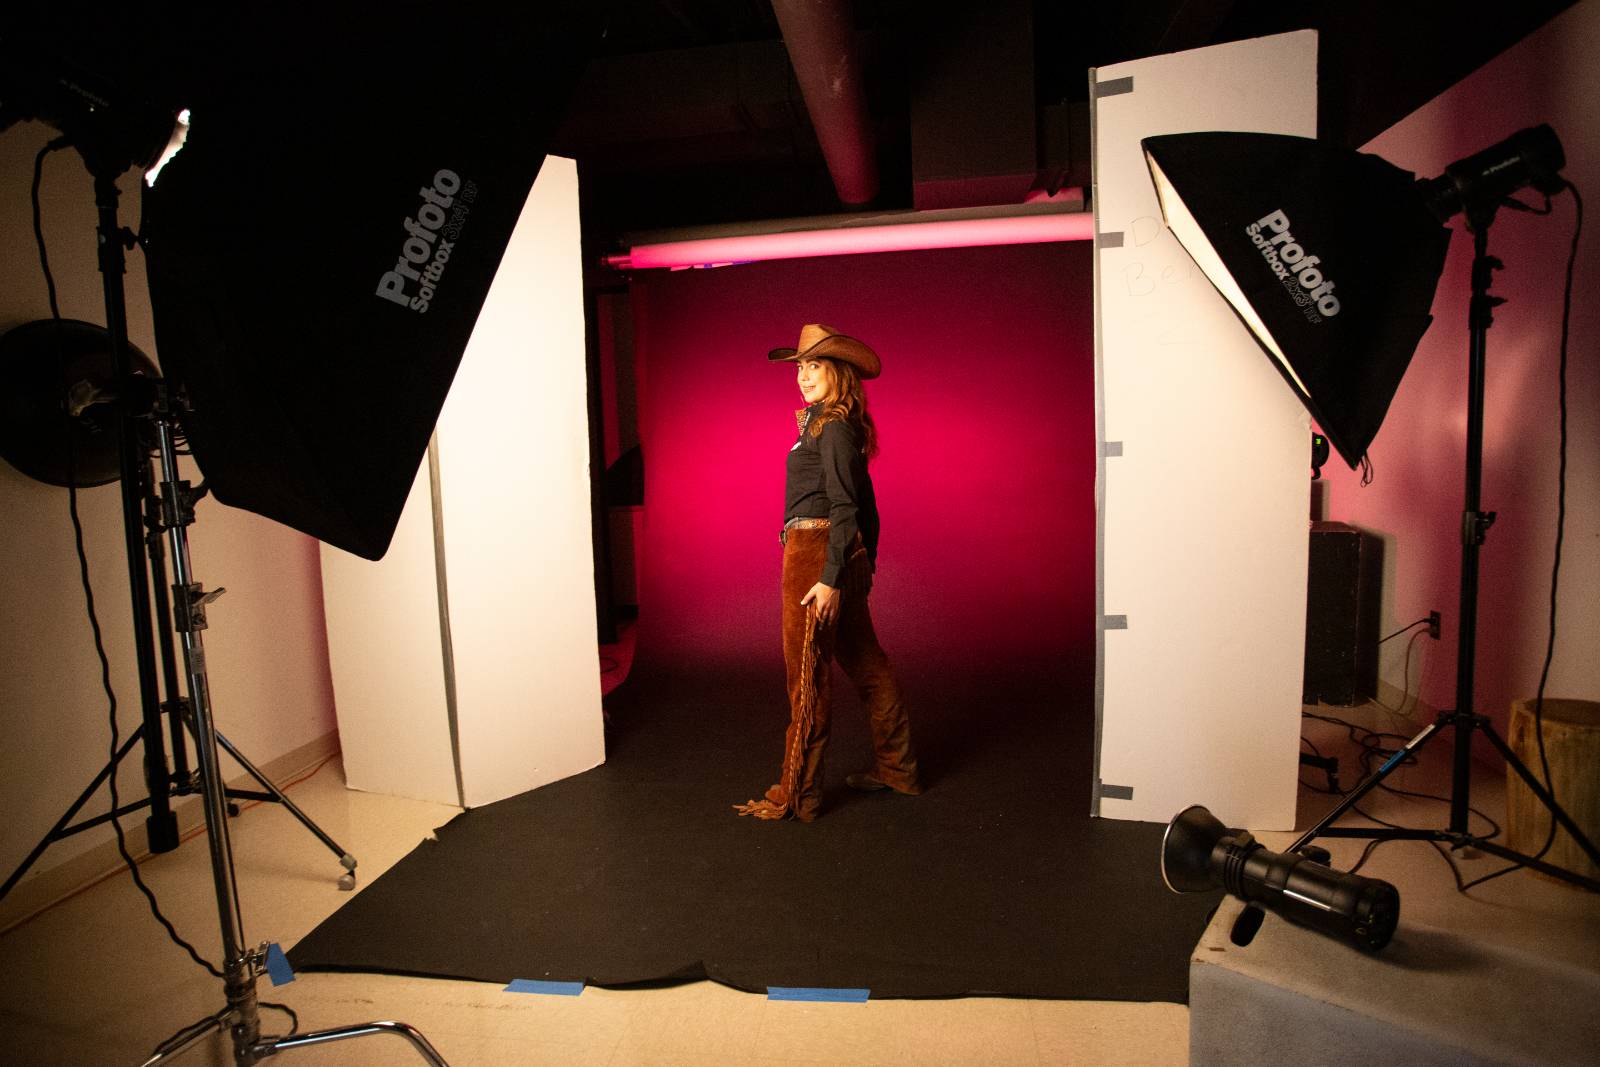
[1141,132,1452,469]
[0,319,160,487]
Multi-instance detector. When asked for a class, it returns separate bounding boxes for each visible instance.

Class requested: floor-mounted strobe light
[1162,805,1399,950]
[1147,124,1600,948]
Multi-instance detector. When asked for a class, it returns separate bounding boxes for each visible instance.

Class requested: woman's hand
[801,582,841,626]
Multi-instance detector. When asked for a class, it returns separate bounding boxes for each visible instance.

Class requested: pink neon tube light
[608,211,1096,270]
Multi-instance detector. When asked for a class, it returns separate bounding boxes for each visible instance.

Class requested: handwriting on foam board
[1120,215,1195,297]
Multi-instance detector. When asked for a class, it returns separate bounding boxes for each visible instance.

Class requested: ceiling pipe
[770,0,879,205]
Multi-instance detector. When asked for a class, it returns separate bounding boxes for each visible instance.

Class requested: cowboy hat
[767,323,880,379]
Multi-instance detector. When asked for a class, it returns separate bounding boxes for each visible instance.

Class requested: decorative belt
[780,516,830,545]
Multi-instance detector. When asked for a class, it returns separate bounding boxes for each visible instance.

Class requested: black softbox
[139,7,599,559]
[1142,132,1453,468]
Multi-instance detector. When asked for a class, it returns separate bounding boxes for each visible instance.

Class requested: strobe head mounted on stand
[1162,805,1400,951]
[0,29,180,179]
[1416,124,1567,229]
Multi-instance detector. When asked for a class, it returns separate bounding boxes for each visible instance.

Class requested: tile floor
[0,756,1187,1066]
[3,697,1596,1066]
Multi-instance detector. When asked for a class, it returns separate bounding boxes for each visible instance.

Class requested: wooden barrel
[1506,697,1600,883]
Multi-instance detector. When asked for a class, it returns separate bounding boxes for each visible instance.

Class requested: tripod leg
[140,1016,453,1067]
[213,730,358,889]
[254,1020,451,1064]
[1288,719,1443,855]
[1471,838,1600,891]
[1480,719,1600,870]
[1,730,145,900]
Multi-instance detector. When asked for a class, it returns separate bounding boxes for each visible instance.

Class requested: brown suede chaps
[735,526,920,821]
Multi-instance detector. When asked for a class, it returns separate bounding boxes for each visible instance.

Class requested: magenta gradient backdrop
[631,242,1095,686]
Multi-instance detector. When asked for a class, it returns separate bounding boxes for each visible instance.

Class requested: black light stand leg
[1289,719,1448,854]
[1474,718,1600,884]
[1,730,145,900]
[1292,219,1600,894]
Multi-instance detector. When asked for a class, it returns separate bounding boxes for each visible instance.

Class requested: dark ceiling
[4,1,1576,265]
[561,0,1577,250]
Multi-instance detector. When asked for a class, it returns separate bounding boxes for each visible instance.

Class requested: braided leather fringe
[734,612,821,819]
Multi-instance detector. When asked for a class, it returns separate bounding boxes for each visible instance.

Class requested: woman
[735,323,922,822]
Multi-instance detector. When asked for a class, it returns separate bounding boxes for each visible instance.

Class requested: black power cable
[1378,615,1433,644]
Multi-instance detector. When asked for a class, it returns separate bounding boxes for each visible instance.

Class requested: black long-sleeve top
[783,404,879,586]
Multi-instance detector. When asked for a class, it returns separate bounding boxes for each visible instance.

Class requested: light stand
[1,374,360,903]
[1290,204,1600,892]
[60,167,451,1065]
[6,14,598,1056]
[1144,126,1600,900]
[0,115,450,1058]
[137,378,447,1066]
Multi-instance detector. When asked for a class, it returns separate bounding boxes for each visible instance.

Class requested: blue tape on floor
[505,979,585,997]
[264,943,295,986]
[767,987,870,1003]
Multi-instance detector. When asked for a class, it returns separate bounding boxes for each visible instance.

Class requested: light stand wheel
[338,854,358,892]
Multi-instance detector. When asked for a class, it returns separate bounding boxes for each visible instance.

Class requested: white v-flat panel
[437,156,605,808]
[321,462,458,803]
[1091,32,1316,828]
[321,157,603,808]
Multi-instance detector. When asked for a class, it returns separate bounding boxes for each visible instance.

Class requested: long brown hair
[809,357,879,459]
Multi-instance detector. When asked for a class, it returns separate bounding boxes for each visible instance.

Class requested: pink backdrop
[630,242,1095,691]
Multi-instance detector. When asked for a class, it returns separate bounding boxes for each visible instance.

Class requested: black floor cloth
[289,656,1220,1001]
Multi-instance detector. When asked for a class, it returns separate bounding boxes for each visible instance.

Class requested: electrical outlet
[1428,611,1441,639]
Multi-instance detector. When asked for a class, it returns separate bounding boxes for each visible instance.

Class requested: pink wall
[629,242,1095,687]
[1320,2,1600,737]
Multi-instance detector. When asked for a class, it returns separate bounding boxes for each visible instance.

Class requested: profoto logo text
[375,169,471,314]
[1245,209,1341,323]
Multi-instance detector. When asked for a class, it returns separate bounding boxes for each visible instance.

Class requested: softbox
[1142,132,1453,468]
[140,7,601,559]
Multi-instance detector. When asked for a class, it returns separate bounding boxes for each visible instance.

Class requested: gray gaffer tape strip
[1102,441,1122,457]
[1094,76,1134,98]
[1104,614,1128,630]
[1096,231,1124,248]
[1099,782,1135,800]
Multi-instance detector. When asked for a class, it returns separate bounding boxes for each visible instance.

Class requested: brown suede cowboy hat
[767,323,880,379]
